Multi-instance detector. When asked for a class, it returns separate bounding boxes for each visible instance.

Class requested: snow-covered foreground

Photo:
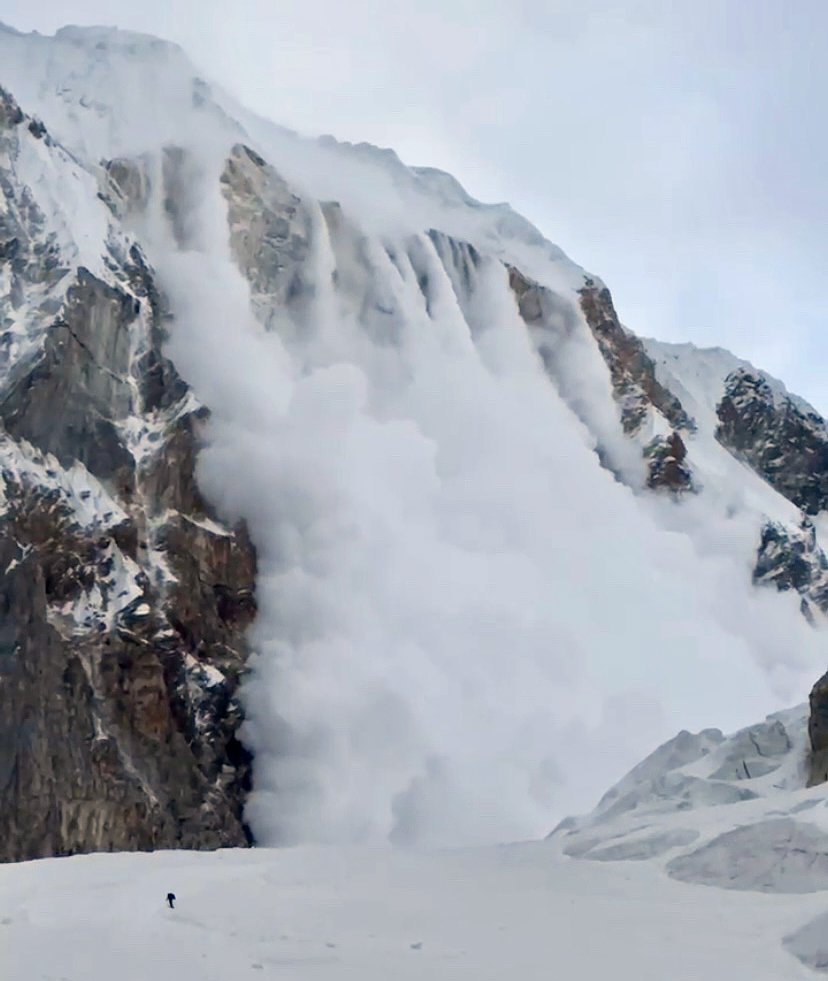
[10,707,828,978]
[1,840,824,981]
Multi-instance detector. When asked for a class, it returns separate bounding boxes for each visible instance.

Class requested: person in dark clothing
[166,893,176,909]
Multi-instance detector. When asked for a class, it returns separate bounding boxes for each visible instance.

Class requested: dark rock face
[0,89,256,861]
[645,432,694,494]
[508,265,576,332]
[427,229,481,317]
[0,412,257,861]
[808,672,828,786]
[754,517,828,621]
[0,260,257,861]
[0,502,247,860]
[0,85,24,129]
[716,368,828,515]
[577,280,693,435]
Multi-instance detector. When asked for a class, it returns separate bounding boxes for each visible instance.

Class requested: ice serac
[0,85,255,861]
[551,708,824,878]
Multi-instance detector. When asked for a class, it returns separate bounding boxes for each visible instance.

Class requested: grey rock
[101,157,152,218]
[0,102,256,859]
[0,85,24,130]
[321,202,402,345]
[426,229,481,319]
[783,911,828,972]
[577,280,694,435]
[0,268,137,482]
[808,671,828,787]
[0,501,246,860]
[644,431,694,494]
[753,515,828,619]
[508,265,581,336]
[716,368,828,515]
[220,143,313,328]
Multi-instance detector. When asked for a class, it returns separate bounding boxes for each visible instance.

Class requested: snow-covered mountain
[1,21,828,864]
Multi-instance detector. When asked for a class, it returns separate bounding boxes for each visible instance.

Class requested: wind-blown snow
[0,22,825,848]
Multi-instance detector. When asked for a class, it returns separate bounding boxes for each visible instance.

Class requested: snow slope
[646,339,824,428]
[0,21,827,848]
[1,839,824,981]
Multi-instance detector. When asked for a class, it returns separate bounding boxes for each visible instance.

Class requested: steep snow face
[646,340,823,429]
[0,23,826,849]
[644,339,828,616]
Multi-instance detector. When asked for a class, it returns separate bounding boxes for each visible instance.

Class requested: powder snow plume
[154,155,821,848]
[0,23,824,848]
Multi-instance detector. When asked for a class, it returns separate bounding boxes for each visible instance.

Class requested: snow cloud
[146,139,823,847]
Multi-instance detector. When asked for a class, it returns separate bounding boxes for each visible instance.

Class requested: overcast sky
[4,1,828,410]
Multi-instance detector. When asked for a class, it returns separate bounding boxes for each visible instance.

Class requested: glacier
[4,833,827,981]
[0,20,826,854]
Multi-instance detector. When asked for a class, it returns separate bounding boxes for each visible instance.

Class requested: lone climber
[166,892,176,909]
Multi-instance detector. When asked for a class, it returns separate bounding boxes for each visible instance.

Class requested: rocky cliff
[717,368,828,516]
[0,85,255,860]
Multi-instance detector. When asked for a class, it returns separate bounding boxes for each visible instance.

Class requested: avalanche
[0,20,825,848]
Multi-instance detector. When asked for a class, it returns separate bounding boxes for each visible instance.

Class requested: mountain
[0,22,827,862]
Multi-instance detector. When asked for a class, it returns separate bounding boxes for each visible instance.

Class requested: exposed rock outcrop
[644,431,693,494]
[753,516,828,621]
[577,279,693,435]
[101,156,152,219]
[6,26,828,859]
[807,671,828,786]
[220,143,313,329]
[716,368,828,515]
[0,88,256,861]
